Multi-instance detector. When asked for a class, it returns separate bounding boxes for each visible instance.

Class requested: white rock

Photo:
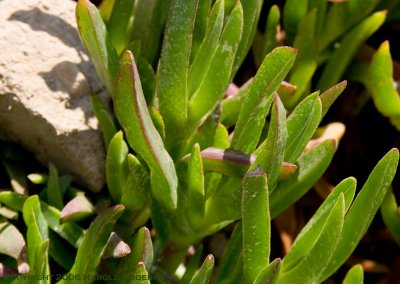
[0,0,108,191]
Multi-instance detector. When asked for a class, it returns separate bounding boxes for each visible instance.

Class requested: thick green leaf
[343,264,364,284]
[231,47,297,153]
[47,163,63,210]
[187,144,205,225]
[22,196,47,270]
[0,191,26,211]
[251,95,287,190]
[132,262,150,284]
[318,0,380,51]
[137,56,156,104]
[283,0,309,44]
[284,92,322,163]
[279,194,345,283]
[99,0,116,23]
[270,139,336,218]
[59,205,124,284]
[381,187,400,245]
[157,0,198,146]
[287,10,318,107]
[115,51,178,210]
[107,0,135,54]
[2,160,27,195]
[281,178,356,272]
[189,2,243,129]
[241,167,270,282]
[320,80,347,119]
[48,230,75,271]
[41,202,85,248]
[309,0,327,38]
[189,0,225,96]
[102,232,131,259]
[150,106,166,140]
[220,79,252,128]
[106,131,129,203]
[117,227,153,277]
[368,41,400,130]
[120,154,149,212]
[181,245,204,284]
[318,11,386,91]
[76,0,119,94]
[254,258,281,284]
[136,0,171,64]
[232,0,263,75]
[189,255,214,284]
[60,195,95,223]
[91,94,117,148]
[215,222,246,284]
[320,148,399,281]
[191,0,212,62]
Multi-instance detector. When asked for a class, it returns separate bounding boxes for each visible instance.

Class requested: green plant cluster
[0,0,399,283]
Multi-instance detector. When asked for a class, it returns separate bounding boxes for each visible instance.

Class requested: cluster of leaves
[0,0,399,283]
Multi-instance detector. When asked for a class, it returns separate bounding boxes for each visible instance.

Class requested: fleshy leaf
[187,144,205,225]
[106,131,129,203]
[189,1,243,129]
[60,195,95,223]
[106,0,135,54]
[115,51,178,210]
[251,95,287,190]
[381,187,400,245]
[181,245,204,284]
[117,227,153,277]
[214,222,246,284]
[368,41,400,130]
[188,0,225,96]
[343,264,364,284]
[157,0,198,146]
[279,194,345,283]
[220,79,252,128]
[102,232,131,259]
[281,178,356,271]
[41,202,85,248]
[283,0,309,44]
[231,47,297,153]
[270,139,337,218]
[319,80,347,119]
[318,11,386,91]
[58,205,124,284]
[241,167,270,282]
[47,163,64,210]
[189,255,214,284]
[284,92,322,163]
[320,148,399,281]
[76,0,119,94]
[254,258,281,284]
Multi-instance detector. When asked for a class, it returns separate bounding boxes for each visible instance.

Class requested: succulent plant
[0,0,399,283]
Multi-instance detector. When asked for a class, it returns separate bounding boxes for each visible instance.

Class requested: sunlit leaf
[115,51,178,210]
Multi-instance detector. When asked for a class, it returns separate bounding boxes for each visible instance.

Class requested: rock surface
[0,0,107,191]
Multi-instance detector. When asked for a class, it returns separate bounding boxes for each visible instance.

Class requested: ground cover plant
[0,0,400,283]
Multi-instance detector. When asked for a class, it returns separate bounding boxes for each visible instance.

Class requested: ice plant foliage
[0,0,398,283]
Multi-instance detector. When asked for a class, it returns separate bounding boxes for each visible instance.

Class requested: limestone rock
[0,0,108,191]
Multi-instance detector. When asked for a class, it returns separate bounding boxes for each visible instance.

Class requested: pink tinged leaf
[60,195,95,223]
[102,232,131,259]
